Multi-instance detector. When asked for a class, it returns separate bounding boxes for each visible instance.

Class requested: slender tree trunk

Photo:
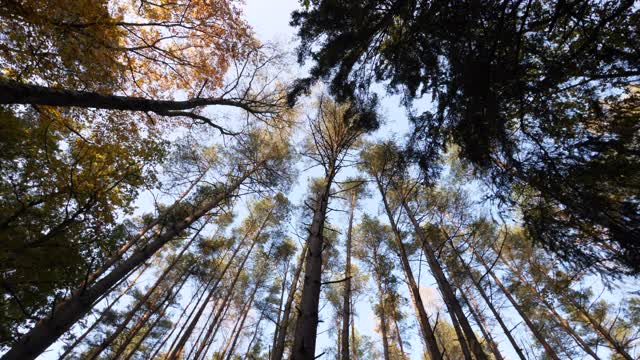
[351,299,358,360]
[88,226,204,360]
[173,228,261,360]
[373,252,392,360]
[1,166,258,360]
[57,265,148,360]
[340,190,357,360]
[401,200,488,360]
[291,174,334,360]
[471,246,561,360]
[225,282,260,360]
[571,300,633,360]
[271,260,289,358]
[450,243,527,360]
[121,270,191,360]
[459,287,504,360]
[448,305,474,360]
[272,245,307,360]
[495,250,602,360]
[243,313,264,360]
[376,179,442,360]
[164,274,220,358]
[393,315,405,359]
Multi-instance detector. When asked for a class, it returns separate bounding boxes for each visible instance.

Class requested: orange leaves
[1,0,256,97]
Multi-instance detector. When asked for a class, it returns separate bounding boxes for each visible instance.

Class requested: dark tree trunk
[291,175,334,360]
[458,287,504,360]
[271,245,307,360]
[373,249,392,360]
[376,179,442,360]
[401,200,489,360]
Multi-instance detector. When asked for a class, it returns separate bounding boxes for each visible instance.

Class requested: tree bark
[291,175,334,360]
[271,245,307,360]
[470,246,561,360]
[450,243,527,360]
[88,225,204,360]
[458,286,504,360]
[340,189,357,360]
[401,200,489,360]
[270,260,289,359]
[172,213,267,360]
[119,269,191,360]
[224,282,259,360]
[376,178,442,360]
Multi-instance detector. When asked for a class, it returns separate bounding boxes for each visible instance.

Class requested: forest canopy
[0,1,638,360]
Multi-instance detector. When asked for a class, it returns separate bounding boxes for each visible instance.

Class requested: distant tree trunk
[401,200,488,360]
[225,281,260,360]
[271,260,289,359]
[57,265,148,360]
[88,226,204,360]
[470,246,561,360]
[291,173,335,360]
[372,247,392,360]
[341,189,357,360]
[1,166,259,360]
[271,245,307,360]
[495,250,602,360]
[351,302,358,360]
[458,287,504,360]
[121,270,191,360]
[243,313,264,359]
[178,223,265,360]
[393,315,405,359]
[376,179,442,360]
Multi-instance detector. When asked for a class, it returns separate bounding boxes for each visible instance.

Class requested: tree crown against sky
[291,0,640,275]
[0,1,639,360]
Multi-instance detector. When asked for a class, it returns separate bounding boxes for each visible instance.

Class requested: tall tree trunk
[272,245,307,360]
[449,242,527,360]
[495,250,602,360]
[121,270,191,360]
[291,174,334,360]
[270,260,289,359]
[376,179,442,360]
[340,189,357,360]
[57,265,148,360]
[401,200,489,360]
[351,299,358,360]
[448,305,474,360]
[1,166,258,360]
[470,246,561,360]
[373,250,392,360]
[88,226,204,360]
[243,313,263,360]
[224,281,260,360]
[393,314,405,359]
[458,287,504,360]
[174,222,264,360]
